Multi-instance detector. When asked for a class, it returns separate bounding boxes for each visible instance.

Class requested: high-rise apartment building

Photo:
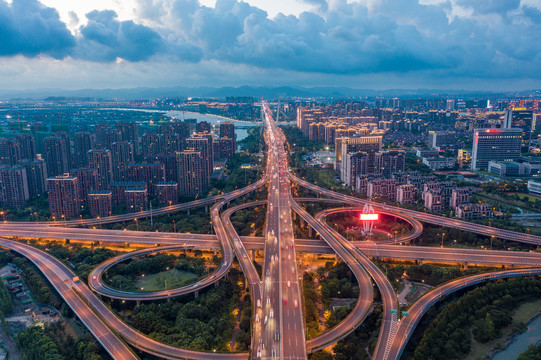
[219,121,235,147]
[87,149,113,190]
[109,181,147,207]
[196,121,211,133]
[43,136,70,177]
[73,132,94,168]
[335,135,382,172]
[125,188,148,212]
[87,191,113,217]
[47,174,81,219]
[116,121,139,153]
[342,152,369,187]
[504,108,533,132]
[0,137,22,166]
[16,134,36,160]
[176,150,204,196]
[375,150,406,177]
[19,159,47,198]
[0,165,29,207]
[126,162,166,195]
[186,134,213,189]
[472,128,522,170]
[71,167,100,206]
[214,137,235,161]
[111,141,135,182]
[155,182,178,206]
[95,124,121,150]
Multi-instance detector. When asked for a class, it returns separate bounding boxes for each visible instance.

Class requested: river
[103,108,263,140]
[492,314,541,360]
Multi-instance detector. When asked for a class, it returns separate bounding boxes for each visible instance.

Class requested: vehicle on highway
[287,280,291,287]
[274,332,280,341]
[294,299,298,308]
[264,316,268,325]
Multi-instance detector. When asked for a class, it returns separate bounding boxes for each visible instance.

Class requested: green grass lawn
[134,268,199,291]
[508,192,541,203]
[466,299,541,360]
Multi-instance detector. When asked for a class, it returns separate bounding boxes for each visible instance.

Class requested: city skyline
[1,0,541,91]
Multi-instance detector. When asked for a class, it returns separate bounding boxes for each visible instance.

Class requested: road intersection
[1,104,541,360]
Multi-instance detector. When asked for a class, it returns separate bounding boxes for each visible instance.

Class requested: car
[290,245,294,249]
[92,276,97,280]
[287,280,291,287]
[242,253,247,258]
[274,332,280,341]
[266,270,270,276]
[294,300,299,308]
[267,297,270,304]
[283,299,287,305]
[255,313,260,322]
[288,254,291,260]
[291,267,295,274]
[270,308,274,318]
[281,232,284,235]
[264,316,268,325]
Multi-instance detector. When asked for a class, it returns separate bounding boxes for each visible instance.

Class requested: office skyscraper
[87,149,113,190]
[43,136,70,177]
[472,128,523,170]
[47,174,81,219]
[0,165,29,207]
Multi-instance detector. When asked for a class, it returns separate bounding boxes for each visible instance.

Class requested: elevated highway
[291,176,541,246]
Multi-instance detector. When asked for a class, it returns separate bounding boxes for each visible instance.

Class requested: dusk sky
[1,0,541,91]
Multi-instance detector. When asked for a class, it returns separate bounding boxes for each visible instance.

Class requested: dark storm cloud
[1,0,541,81]
[0,0,75,58]
[75,10,163,62]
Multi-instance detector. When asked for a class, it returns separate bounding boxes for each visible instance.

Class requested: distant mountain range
[1,86,539,101]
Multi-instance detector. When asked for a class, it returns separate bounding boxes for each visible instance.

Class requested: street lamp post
[135,218,139,231]
[0,211,5,222]
[441,232,446,248]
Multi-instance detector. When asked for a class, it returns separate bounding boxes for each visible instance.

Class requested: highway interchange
[1,103,541,359]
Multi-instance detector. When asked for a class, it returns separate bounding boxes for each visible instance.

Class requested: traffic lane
[310,209,398,360]
[289,201,375,353]
[291,176,541,245]
[0,239,138,360]
[387,268,541,360]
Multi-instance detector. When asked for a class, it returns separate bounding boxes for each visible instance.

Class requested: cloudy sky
[1,0,540,91]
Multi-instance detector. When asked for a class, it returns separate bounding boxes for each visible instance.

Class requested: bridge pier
[205,206,209,213]
[64,239,70,244]
[462,262,468,270]
[186,209,190,216]
[136,300,140,306]
[251,250,255,261]
[213,249,217,256]
[308,226,313,237]
[195,290,199,298]
[300,218,305,227]
[417,259,423,265]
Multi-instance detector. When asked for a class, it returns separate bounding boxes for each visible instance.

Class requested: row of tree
[130,270,243,351]
[412,278,541,360]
